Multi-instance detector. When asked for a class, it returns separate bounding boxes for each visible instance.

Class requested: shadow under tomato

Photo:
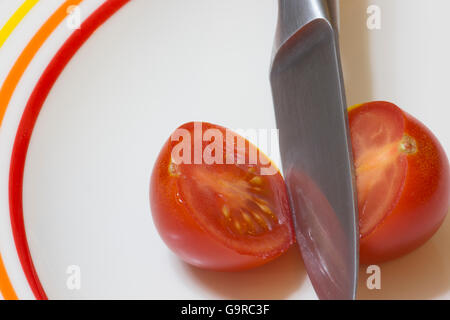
[358,212,450,300]
[181,246,307,299]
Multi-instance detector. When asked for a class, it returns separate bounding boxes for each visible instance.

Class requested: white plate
[0,0,449,300]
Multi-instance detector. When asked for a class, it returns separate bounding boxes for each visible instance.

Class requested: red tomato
[349,101,450,264]
[150,122,295,271]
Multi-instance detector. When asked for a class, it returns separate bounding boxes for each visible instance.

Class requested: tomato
[349,101,450,264]
[150,122,295,271]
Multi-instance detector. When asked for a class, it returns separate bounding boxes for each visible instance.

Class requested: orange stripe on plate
[0,0,41,302]
[0,0,83,127]
[0,253,17,300]
[0,0,84,300]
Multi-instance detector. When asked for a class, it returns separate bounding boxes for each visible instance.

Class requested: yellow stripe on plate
[0,0,40,300]
[0,0,40,48]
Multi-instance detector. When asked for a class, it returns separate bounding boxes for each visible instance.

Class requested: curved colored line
[0,254,17,300]
[0,0,40,301]
[0,0,41,302]
[0,0,39,48]
[9,0,130,300]
[1,0,83,301]
[0,0,83,128]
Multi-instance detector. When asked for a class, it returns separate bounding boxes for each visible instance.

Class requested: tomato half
[349,101,450,264]
[150,122,295,271]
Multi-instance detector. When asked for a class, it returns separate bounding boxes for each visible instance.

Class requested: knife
[270,0,359,299]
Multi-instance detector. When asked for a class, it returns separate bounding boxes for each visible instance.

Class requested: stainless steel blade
[270,0,359,300]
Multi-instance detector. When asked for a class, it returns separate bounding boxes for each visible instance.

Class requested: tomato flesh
[177,160,293,257]
[350,104,408,236]
[349,101,450,264]
[150,122,294,270]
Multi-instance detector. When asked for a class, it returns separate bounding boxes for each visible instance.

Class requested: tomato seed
[249,176,263,186]
[222,205,231,219]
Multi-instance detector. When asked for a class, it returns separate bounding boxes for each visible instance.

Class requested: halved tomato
[150,122,295,271]
[349,101,450,264]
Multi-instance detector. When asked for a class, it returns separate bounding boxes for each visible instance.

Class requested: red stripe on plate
[9,0,130,300]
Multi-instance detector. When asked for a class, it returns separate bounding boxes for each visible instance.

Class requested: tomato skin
[350,102,450,264]
[150,143,271,270]
[150,122,293,271]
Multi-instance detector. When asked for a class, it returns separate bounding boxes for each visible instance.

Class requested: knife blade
[270,0,359,299]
